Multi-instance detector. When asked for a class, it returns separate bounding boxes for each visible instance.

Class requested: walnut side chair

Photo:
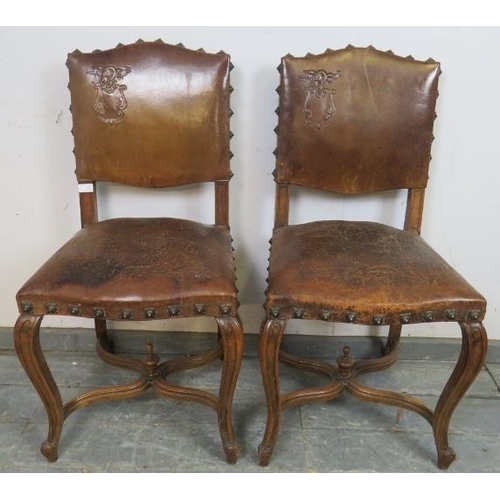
[14,40,243,464]
[258,45,488,469]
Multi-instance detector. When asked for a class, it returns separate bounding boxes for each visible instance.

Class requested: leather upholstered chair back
[276,46,441,194]
[66,42,231,188]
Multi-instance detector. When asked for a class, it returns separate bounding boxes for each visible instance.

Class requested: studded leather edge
[16,300,239,320]
[264,305,486,324]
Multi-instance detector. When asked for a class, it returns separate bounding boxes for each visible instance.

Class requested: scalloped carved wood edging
[14,313,244,465]
[258,319,488,469]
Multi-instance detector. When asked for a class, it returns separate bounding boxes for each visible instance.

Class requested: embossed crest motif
[299,69,341,130]
[88,65,131,124]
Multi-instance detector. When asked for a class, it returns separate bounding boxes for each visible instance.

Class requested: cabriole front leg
[215,316,244,464]
[433,321,487,469]
[14,314,63,462]
[258,318,286,466]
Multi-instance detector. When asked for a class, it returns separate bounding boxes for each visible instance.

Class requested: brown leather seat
[14,40,243,465]
[258,46,488,470]
[17,218,237,318]
[267,220,485,323]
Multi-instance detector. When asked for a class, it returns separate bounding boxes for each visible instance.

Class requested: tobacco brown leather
[67,42,230,188]
[17,218,238,319]
[17,41,238,322]
[266,220,486,325]
[264,47,485,325]
[276,47,440,194]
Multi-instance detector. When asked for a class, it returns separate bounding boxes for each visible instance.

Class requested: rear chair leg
[14,314,64,462]
[382,324,402,356]
[95,318,113,352]
[433,321,487,469]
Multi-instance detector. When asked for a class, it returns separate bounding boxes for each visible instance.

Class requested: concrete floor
[1,328,499,473]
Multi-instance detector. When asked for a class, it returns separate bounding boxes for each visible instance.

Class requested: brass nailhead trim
[94,308,105,319]
[121,309,132,320]
[21,302,33,313]
[423,311,435,322]
[445,309,457,320]
[400,313,411,324]
[372,315,384,325]
[69,305,81,316]
[144,308,155,319]
[320,311,331,321]
[293,308,304,319]
[468,310,480,321]
[194,304,206,315]
[46,303,57,314]
[269,307,280,319]
[167,305,180,316]
[220,304,231,315]
[345,312,356,323]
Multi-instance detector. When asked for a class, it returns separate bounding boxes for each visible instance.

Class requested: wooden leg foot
[41,441,58,462]
[437,446,456,470]
[224,444,240,465]
[258,444,273,467]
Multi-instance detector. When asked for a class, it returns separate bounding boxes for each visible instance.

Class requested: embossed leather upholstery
[267,220,485,324]
[277,48,440,193]
[17,218,238,319]
[67,43,230,187]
